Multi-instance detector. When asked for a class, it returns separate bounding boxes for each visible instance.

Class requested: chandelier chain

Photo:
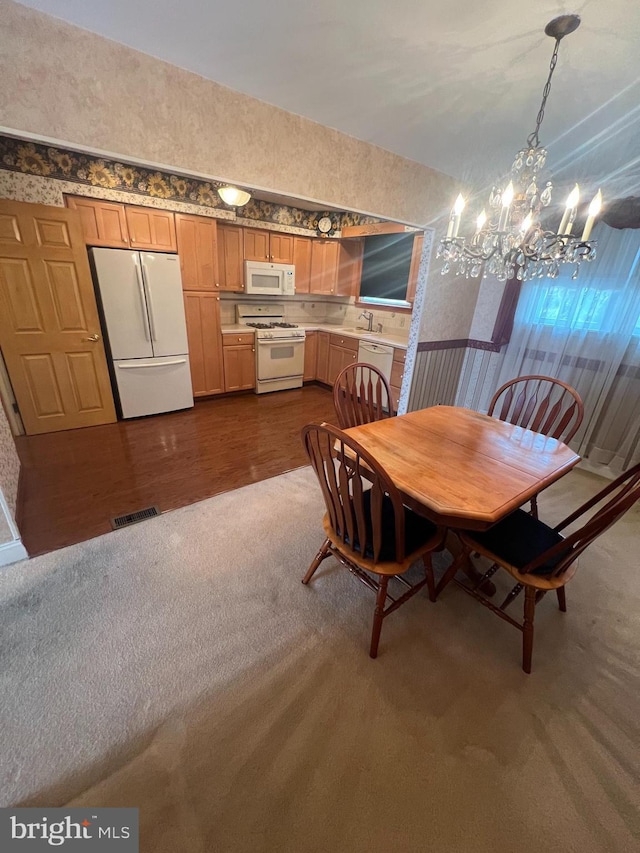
[527,37,560,149]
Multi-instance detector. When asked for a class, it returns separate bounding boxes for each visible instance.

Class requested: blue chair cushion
[465,508,568,575]
[341,491,439,563]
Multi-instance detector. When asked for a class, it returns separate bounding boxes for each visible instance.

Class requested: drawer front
[223,332,255,347]
[393,347,406,365]
[329,333,359,352]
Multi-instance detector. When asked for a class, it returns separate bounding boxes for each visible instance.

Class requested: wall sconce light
[217,185,252,207]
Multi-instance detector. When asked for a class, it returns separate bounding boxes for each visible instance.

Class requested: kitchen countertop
[221,323,408,349]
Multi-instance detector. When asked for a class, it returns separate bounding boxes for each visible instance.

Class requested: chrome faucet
[358,309,374,332]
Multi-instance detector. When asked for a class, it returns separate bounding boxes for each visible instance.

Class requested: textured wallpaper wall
[0,1,458,228]
[0,401,20,544]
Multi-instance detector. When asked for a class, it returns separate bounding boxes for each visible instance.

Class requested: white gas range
[236,304,306,394]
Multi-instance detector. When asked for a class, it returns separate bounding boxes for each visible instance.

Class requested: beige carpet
[0,466,638,852]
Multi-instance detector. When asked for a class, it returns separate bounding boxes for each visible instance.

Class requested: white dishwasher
[357,340,394,383]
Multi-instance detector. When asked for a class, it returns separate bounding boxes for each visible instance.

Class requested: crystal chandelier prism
[437,15,602,283]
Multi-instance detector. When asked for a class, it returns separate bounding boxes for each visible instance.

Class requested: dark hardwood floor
[16,385,335,556]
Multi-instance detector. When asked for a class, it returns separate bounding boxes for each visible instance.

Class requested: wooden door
[243,228,270,261]
[316,332,330,384]
[218,225,244,291]
[293,237,312,293]
[125,205,177,252]
[0,201,116,434]
[176,214,218,291]
[303,330,317,381]
[65,196,130,248]
[183,291,224,396]
[269,233,294,264]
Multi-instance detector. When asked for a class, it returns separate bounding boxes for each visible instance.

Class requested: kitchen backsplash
[220,295,410,337]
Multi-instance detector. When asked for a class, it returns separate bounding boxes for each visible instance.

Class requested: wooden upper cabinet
[176,213,218,291]
[218,224,244,291]
[244,228,294,264]
[293,237,312,293]
[406,234,424,303]
[244,228,270,261]
[337,238,364,298]
[125,205,177,252]
[65,196,129,248]
[310,239,340,294]
[269,233,294,264]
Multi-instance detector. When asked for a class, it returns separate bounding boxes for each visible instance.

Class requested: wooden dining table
[343,405,581,531]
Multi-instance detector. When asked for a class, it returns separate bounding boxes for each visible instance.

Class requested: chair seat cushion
[343,491,439,563]
[465,509,567,575]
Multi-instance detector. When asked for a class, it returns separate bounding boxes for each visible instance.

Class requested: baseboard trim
[0,538,28,567]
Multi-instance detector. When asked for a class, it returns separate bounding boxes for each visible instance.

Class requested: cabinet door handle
[134,260,150,341]
[215,282,220,288]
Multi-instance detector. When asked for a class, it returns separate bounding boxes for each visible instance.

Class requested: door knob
[85,333,100,342]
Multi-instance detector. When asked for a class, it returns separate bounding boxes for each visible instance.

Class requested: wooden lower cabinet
[327,334,358,385]
[183,291,224,397]
[222,333,256,392]
[303,331,318,381]
[316,332,330,384]
[390,347,406,412]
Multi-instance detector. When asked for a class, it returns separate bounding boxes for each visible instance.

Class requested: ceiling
[16,1,640,207]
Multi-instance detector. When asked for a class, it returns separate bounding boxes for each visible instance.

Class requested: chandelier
[437,14,602,282]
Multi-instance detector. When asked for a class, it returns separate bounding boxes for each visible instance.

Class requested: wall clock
[316,216,335,237]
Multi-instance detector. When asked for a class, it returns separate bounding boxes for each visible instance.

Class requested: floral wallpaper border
[0,135,381,232]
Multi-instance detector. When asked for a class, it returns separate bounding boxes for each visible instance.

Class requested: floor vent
[111,506,160,530]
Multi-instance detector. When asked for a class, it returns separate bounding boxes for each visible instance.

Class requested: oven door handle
[257,338,305,345]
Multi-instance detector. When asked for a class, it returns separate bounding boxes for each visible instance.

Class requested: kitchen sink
[340,327,380,334]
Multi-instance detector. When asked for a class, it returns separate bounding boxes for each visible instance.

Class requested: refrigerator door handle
[117,359,187,369]
[141,261,158,342]
[134,260,150,342]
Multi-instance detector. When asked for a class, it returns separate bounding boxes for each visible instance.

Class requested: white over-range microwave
[245,260,295,296]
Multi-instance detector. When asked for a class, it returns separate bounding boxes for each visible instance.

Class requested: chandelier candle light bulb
[498,182,514,231]
[581,190,603,241]
[520,212,533,234]
[558,184,580,235]
[474,210,487,244]
[447,194,466,238]
[437,14,602,283]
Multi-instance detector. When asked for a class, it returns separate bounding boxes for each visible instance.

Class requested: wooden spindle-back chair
[301,422,445,658]
[333,362,393,429]
[436,462,640,672]
[488,375,584,516]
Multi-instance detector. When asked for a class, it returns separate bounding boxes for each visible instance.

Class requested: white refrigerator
[90,248,194,418]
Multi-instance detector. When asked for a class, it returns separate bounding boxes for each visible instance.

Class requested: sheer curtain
[496,223,640,474]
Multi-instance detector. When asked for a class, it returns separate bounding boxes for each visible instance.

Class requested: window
[359,233,415,305]
[529,245,640,334]
[532,285,617,331]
